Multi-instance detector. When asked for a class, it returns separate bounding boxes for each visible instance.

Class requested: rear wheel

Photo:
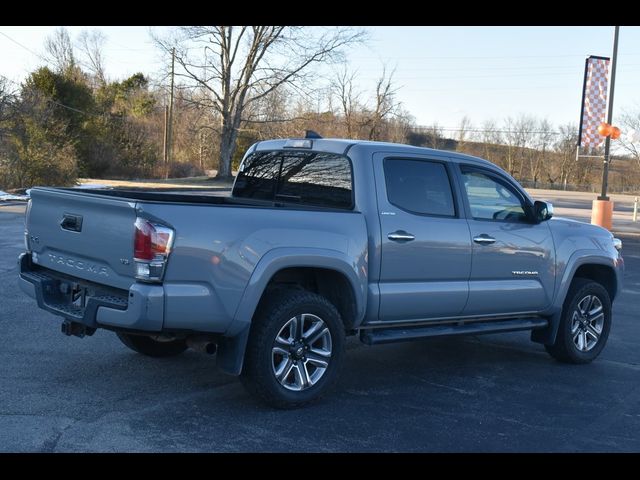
[116,332,188,358]
[545,278,611,364]
[241,290,345,409]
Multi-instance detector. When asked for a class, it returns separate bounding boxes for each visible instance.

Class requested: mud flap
[216,326,251,375]
[531,311,562,345]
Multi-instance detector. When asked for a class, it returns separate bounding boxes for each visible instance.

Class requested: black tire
[241,290,345,409]
[116,332,188,358]
[545,278,612,364]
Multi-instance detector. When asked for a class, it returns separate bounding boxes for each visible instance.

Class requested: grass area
[78,176,234,189]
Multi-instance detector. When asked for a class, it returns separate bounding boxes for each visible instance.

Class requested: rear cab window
[233,151,354,210]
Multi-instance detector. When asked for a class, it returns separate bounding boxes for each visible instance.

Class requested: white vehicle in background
[0,190,30,201]
[74,183,111,190]
[1,185,110,203]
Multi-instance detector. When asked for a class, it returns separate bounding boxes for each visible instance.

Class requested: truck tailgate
[26,188,137,290]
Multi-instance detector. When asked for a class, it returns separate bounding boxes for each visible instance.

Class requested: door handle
[60,213,83,232]
[388,231,415,242]
[473,235,496,245]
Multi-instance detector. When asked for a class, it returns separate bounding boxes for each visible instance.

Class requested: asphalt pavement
[1,200,639,452]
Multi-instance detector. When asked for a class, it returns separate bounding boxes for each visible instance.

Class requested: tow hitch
[61,320,96,338]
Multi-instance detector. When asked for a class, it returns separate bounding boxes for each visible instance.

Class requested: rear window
[231,151,281,201]
[233,151,353,209]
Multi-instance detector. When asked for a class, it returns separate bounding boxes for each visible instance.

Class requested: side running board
[360,318,548,346]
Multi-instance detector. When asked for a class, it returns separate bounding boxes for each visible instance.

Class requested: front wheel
[545,278,612,364]
[117,332,188,358]
[241,290,345,409]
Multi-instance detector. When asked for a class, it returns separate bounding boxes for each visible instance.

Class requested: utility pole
[199,129,204,170]
[203,46,207,83]
[166,47,175,179]
[163,105,169,175]
[599,26,620,200]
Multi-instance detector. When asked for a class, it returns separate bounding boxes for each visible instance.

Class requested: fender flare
[217,247,366,375]
[532,250,616,345]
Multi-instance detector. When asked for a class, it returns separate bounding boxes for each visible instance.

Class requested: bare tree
[366,66,399,140]
[481,119,501,145]
[77,30,107,86]
[154,26,364,179]
[503,117,518,176]
[330,67,361,138]
[479,119,501,164]
[554,123,578,188]
[385,107,414,144]
[0,78,16,187]
[501,115,538,177]
[530,118,554,186]
[619,109,640,165]
[427,122,444,149]
[45,27,76,73]
[513,114,537,179]
[456,115,473,148]
[0,77,15,123]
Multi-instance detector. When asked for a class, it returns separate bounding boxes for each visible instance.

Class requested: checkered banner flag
[578,56,611,149]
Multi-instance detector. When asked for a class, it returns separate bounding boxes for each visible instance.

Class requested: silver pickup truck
[19,137,624,408]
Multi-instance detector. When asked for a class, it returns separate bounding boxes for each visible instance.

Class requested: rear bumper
[19,252,163,332]
[19,252,248,375]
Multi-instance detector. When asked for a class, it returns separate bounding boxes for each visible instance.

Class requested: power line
[392,71,588,81]
[400,80,640,93]
[0,30,151,122]
[412,125,572,136]
[1,74,90,114]
[0,74,135,121]
[356,64,584,73]
[0,31,97,117]
[0,31,171,125]
[363,64,640,82]
[108,39,151,52]
[350,53,640,60]
[0,30,49,64]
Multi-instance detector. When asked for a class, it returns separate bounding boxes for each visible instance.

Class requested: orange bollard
[591,199,614,230]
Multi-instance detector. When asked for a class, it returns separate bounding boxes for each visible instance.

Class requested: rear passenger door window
[383,159,456,217]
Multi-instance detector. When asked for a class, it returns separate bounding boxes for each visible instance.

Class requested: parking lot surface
[1,197,639,452]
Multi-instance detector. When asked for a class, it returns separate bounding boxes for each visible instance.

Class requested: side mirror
[534,200,553,222]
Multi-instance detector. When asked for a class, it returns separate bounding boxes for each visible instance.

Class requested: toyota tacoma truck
[18,136,624,408]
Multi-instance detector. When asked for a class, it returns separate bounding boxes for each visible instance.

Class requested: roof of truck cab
[251,138,496,168]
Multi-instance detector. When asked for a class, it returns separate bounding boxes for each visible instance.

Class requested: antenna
[305,130,323,139]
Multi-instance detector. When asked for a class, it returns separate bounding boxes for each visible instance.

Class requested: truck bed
[24,186,368,335]
[64,187,353,211]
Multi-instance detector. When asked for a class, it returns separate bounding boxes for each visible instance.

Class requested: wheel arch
[217,248,366,375]
[573,264,617,302]
[533,254,617,346]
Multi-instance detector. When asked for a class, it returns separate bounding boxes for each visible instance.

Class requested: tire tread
[545,278,611,364]
[241,289,344,409]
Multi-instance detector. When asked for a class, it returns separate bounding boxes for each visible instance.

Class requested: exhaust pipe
[186,336,217,355]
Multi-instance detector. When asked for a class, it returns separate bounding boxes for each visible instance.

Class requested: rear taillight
[24,199,32,252]
[133,218,174,282]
